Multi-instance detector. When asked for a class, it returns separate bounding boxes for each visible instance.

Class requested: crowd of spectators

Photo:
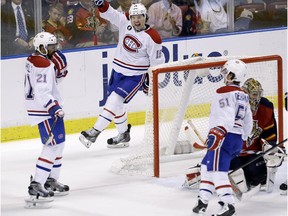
[1,0,287,56]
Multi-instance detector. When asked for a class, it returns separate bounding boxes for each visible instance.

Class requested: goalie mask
[221,59,247,85]
[242,78,263,113]
[33,32,58,56]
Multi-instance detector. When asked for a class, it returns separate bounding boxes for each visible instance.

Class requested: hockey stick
[229,138,288,176]
[186,120,207,149]
[44,117,58,145]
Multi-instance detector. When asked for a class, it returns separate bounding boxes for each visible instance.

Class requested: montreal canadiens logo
[123,34,142,53]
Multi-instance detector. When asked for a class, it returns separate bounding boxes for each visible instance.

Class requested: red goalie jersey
[240,97,277,156]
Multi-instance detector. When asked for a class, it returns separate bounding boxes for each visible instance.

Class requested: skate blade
[54,191,69,196]
[79,135,92,148]
[192,212,204,216]
[24,196,53,209]
[107,142,129,148]
[24,202,52,209]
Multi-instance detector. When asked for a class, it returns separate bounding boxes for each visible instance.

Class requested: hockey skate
[79,127,101,148]
[192,197,208,215]
[44,178,69,196]
[212,201,236,216]
[25,181,54,209]
[107,124,131,148]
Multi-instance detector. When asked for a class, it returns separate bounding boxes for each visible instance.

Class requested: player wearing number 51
[24,32,69,208]
[193,59,253,216]
[79,0,165,149]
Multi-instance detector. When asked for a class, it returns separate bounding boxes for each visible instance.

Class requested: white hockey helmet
[221,59,248,84]
[129,3,147,19]
[33,32,58,55]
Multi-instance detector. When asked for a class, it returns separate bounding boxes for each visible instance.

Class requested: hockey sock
[94,92,124,131]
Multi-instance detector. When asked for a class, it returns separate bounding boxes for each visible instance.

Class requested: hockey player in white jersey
[24,32,69,206]
[193,59,253,216]
[79,0,165,148]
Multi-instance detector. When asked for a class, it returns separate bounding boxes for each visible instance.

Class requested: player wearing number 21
[193,59,253,216]
[24,32,69,203]
[79,0,165,148]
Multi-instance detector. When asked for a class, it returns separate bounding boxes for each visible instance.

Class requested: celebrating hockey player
[24,32,69,207]
[193,59,253,216]
[79,0,165,148]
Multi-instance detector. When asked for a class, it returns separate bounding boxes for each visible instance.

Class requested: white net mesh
[111,56,281,177]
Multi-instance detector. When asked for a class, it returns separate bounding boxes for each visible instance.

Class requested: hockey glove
[50,50,68,79]
[142,73,149,95]
[92,0,104,7]
[205,126,227,151]
[45,99,64,118]
[262,139,286,168]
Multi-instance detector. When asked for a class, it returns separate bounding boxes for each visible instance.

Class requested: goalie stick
[44,117,58,145]
[229,138,288,175]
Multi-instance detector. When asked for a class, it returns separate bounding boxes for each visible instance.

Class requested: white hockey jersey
[24,54,63,126]
[209,84,253,140]
[99,2,165,76]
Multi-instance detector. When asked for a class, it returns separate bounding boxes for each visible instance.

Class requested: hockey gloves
[262,139,286,168]
[92,0,104,7]
[50,50,68,80]
[142,73,149,95]
[45,99,64,118]
[205,126,227,151]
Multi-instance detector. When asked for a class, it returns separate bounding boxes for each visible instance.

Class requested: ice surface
[1,125,287,216]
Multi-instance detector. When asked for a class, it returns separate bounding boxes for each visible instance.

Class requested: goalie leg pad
[261,167,277,193]
[229,168,248,193]
[183,164,201,189]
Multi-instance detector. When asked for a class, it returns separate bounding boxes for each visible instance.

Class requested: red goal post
[111,55,283,178]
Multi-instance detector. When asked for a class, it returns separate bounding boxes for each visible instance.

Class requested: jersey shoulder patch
[27,55,51,68]
[216,85,243,94]
[144,28,162,44]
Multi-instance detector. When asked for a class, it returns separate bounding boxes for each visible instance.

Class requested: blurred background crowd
[1,0,287,57]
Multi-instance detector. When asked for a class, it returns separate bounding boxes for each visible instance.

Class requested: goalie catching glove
[205,126,227,150]
[262,139,286,168]
[45,99,64,118]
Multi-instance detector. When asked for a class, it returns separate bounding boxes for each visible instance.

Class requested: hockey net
[111,55,283,177]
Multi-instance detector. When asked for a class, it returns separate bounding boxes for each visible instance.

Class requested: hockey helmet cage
[33,32,58,55]
[129,3,147,19]
[221,59,247,84]
[242,78,263,112]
